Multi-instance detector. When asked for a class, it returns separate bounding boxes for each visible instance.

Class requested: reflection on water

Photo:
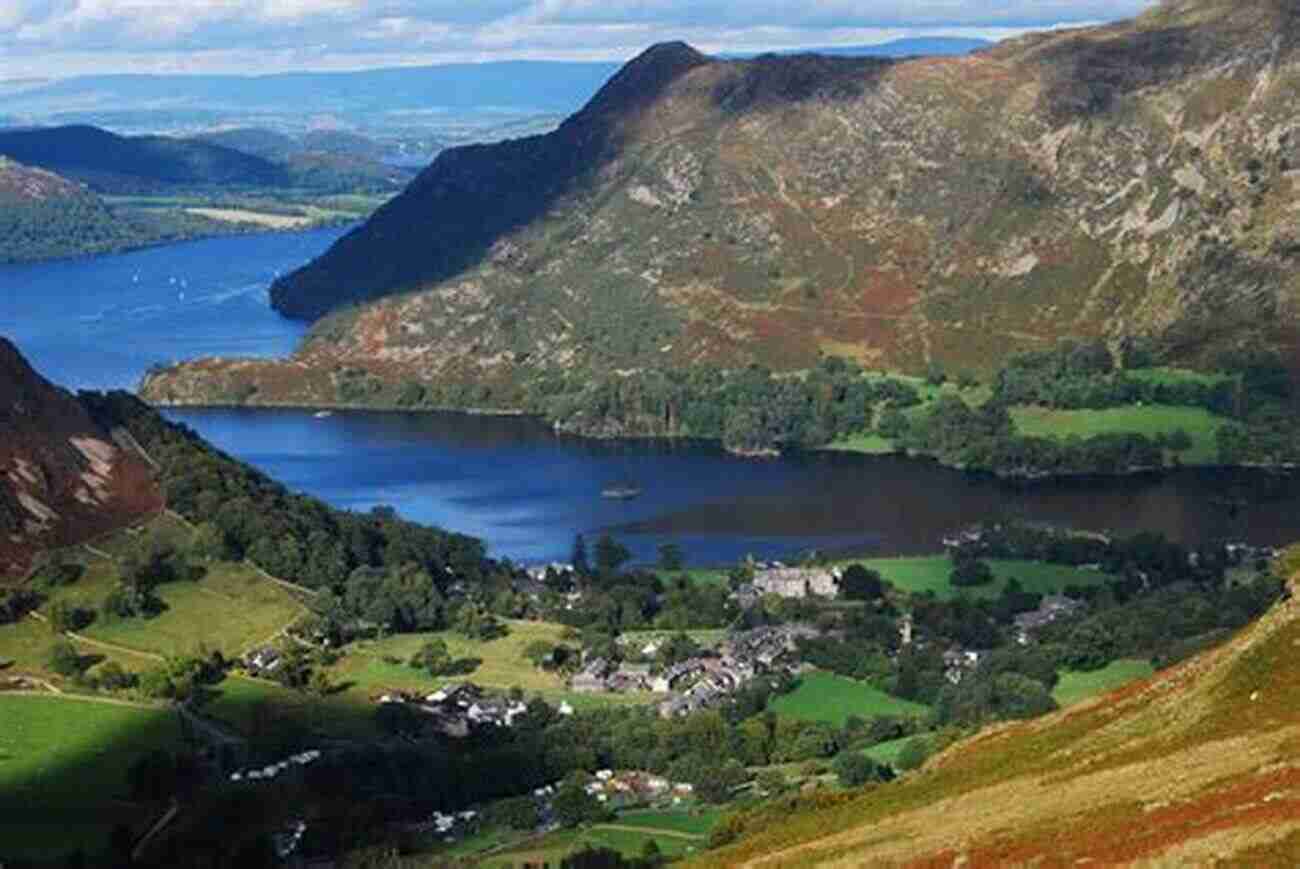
[169,407,1300,566]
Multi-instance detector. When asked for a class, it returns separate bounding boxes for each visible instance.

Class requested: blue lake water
[4,229,1300,565]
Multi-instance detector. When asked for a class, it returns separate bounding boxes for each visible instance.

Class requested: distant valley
[0,124,405,263]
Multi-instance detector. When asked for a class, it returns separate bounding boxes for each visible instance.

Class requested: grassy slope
[861,556,1111,601]
[1011,405,1226,464]
[84,563,304,659]
[1053,659,1156,707]
[824,368,1230,466]
[689,557,1108,601]
[324,620,651,709]
[482,825,705,867]
[0,695,184,860]
[770,672,928,727]
[690,570,1300,867]
[861,736,918,766]
[616,808,722,837]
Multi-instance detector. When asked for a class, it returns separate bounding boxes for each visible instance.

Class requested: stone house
[752,567,839,599]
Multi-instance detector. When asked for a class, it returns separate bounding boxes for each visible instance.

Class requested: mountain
[693,557,1300,865]
[0,155,86,203]
[191,127,415,192]
[0,124,290,193]
[143,0,1300,412]
[0,157,143,263]
[0,339,162,576]
[191,127,300,162]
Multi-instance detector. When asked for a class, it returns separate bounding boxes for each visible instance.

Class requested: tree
[1167,428,1194,453]
[523,640,555,669]
[657,542,684,572]
[594,534,631,577]
[410,639,454,676]
[93,661,138,692]
[48,639,84,677]
[552,776,608,827]
[572,534,590,575]
[46,599,93,633]
[895,737,931,771]
[950,557,995,588]
[190,522,228,562]
[489,795,540,831]
[839,564,885,601]
[755,769,787,794]
[832,751,884,787]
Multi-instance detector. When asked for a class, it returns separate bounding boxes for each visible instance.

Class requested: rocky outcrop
[0,339,162,575]
[145,0,1300,409]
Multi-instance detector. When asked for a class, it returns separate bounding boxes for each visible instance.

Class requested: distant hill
[192,127,299,162]
[723,36,991,59]
[193,127,392,164]
[0,157,148,263]
[191,127,414,191]
[0,125,289,193]
[0,338,162,575]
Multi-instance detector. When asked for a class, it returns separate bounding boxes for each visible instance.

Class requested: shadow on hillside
[270,43,713,321]
[0,694,185,867]
[711,53,893,114]
[1035,26,1209,120]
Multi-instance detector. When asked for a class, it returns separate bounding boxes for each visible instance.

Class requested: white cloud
[0,0,1160,78]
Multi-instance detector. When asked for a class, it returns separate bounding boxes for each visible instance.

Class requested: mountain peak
[574,41,711,120]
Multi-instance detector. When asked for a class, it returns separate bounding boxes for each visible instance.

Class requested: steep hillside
[0,339,163,576]
[693,558,1300,866]
[144,0,1300,411]
[192,128,414,193]
[0,157,135,263]
[0,124,290,193]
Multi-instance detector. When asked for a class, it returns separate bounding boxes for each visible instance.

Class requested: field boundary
[591,824,707,841]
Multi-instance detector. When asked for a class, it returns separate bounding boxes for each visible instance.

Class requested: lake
[4,230,1300,565]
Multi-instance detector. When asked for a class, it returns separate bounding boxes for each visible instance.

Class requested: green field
[615,808,721,837]
[200,674,380,743]
[770,672,928,727]
[325,620,651,709]
[0,695,184,859]
[824,376,989,455]
[687,556,1108,602]
[861,736,918,766]
[1053,659,1155,707]
[1011,404,1226,465]
[90,512,193,560]
[480,824,704,867]
[81,563,305,659]
[859,556,1110,601]
[824,432,898,455]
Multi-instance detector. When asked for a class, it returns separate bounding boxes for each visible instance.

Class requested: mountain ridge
[144,0,1300,412]
[0,124,290,193]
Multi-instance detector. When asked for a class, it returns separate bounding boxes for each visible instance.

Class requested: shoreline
[143,394,1300,483]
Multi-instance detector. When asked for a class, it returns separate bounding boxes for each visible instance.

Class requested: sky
[1,0,1160,79]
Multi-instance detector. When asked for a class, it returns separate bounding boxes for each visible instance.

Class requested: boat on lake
[313,410,334,419]
[601,481,643,500]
